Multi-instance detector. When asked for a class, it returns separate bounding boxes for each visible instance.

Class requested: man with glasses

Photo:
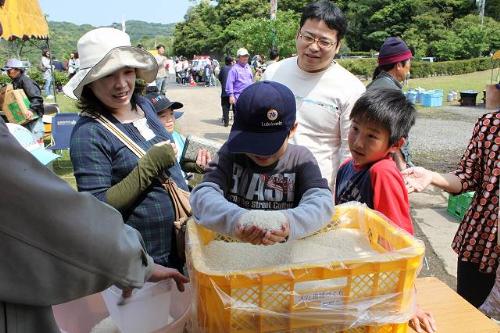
[264,0,365,193]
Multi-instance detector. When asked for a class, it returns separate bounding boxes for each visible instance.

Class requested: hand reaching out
[196,149,212,171]
[401,167,433,193]
[121,264,189,298]
[409,305,437,333]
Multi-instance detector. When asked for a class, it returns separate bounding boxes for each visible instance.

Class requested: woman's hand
[409,305,437,333]
[401,167,433,193]
[121,264,189,298]
[168,140,178,158]
[195,149,212,171]
[139,141,177,175]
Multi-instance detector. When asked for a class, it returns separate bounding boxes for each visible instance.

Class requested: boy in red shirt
[336,89,437,333]
[335,89,416,234]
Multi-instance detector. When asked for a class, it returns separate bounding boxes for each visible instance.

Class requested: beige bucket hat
[63,27,158,99]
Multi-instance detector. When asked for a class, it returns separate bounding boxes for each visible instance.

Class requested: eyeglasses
[298,31,337,49]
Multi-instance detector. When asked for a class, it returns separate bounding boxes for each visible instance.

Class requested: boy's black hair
[156,44,165,50]
[300,1,347,40]
[350,89,416,146]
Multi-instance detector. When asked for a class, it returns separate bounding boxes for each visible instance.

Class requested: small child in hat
[190,81,333,245]
[146,91,211,174]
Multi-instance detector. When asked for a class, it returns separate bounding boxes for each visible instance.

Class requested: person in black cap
[146,92,211,174]
[190,80,333,245]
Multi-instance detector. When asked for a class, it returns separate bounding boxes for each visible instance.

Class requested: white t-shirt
[155,55,168,78]
[263,57,365,191]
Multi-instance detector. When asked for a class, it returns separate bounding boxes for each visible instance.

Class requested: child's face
[158,108,175,133]
[246,139,289,167]
[348,118,400,166]
[245,123,298,167]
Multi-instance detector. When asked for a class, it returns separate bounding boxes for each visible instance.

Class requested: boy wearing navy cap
[190,81,333,245]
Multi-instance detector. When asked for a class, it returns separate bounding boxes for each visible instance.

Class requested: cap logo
[267,109,278,121]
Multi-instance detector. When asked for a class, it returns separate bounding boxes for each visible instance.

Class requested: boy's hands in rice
[262,223,289,245]
[236,210,289,245]
[235,224,266,244]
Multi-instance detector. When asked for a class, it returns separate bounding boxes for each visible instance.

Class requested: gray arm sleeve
[0,120,154,307]
[190,181,247,236]
[282,188,334,240]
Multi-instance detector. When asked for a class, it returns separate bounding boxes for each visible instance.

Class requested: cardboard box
[2,88,35,125]
[0,84,13,108]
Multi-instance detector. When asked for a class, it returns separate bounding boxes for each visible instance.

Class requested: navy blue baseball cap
[146,93,184,119]
[227,81,296,155]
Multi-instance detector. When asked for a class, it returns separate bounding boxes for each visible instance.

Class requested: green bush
[338,57,494,79]
[27,69,44,86]
[339,51,374,57]
[0,75,11,85]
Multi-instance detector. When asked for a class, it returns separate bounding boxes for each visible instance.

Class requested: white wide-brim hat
[63,27,158,100]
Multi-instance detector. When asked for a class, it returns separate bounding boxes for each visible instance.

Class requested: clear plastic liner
[186,203,425,333]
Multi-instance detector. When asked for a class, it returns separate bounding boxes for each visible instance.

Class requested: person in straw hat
[65,27,188,271]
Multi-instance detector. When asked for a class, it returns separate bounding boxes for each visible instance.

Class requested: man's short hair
[225,55,233,65]
[300,1,347,40]
[350,89,416,146]
[156,44,165,50]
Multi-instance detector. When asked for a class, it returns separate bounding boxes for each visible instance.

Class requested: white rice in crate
[204,229,383,272]
[239,210,286,231]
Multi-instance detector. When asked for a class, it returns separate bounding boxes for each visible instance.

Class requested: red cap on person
[378,37,412,66]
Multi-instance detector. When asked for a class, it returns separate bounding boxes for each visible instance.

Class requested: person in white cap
[225,47,253,106]
[64,27,188,271]
[3,58,45,143]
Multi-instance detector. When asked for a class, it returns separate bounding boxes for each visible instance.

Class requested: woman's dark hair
[156,44,165,50]
[42,49,50,57]
[78,85,138,115]
[372,60,409,80]
[299,1,347,40]
[350,89,416,145]
[72,51,79,59]
[224,55,233,65]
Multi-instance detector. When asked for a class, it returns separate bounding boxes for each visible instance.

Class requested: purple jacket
[225,62,253,100]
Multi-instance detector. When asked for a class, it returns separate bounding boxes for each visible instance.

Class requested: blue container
[416,89,426,104]
[422,90,443,107]
[406,90,417,104]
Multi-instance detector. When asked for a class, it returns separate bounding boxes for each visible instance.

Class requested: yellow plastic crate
[187,205,424,333]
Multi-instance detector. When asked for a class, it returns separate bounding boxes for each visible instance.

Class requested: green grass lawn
[404,69,497,107]
[52,94,79,113]
[407,69,495,94]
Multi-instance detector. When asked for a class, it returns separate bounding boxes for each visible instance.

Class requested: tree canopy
[173,0,499,61]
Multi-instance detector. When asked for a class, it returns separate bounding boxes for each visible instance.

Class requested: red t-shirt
[336,156,414,235]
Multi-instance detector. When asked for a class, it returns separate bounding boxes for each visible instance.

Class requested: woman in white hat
[66,28,187,270]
